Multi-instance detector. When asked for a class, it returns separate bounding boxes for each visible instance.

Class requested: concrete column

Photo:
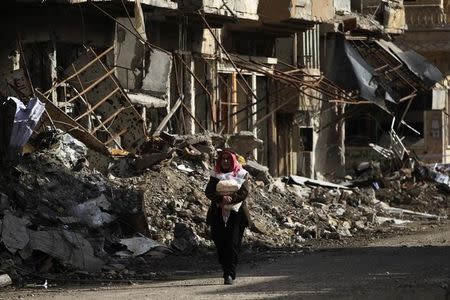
[312,27,316,68]
[293,33,298,67]
[305,30,310,68]
[302,31,306,67]
[142,107,146,126]
[11,50,20,71]
[293,33,300,173]
[309,28,313,68]
[184,54,196,134]
[48,40,57,104]
[206,60,215,131]
[268,80,278,176]
[164,83,170,133]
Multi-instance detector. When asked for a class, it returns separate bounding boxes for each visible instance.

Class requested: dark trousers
[211,208,245,279]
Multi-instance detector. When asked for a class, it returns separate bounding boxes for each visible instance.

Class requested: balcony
[405,3,447,30]
[259,0,335,27]
[352,0,406,34]
[182,0,259,21]
[334,0,351,14]
[396,1,450,52]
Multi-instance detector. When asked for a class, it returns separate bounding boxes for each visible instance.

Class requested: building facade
[396,0,450,163]
[1,0,442,179]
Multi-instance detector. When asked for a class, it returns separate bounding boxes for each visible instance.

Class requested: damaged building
[323,0,445,169]
[394,0,450,163]
[0,0,445,178]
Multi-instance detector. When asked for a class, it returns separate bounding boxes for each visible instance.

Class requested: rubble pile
[0,132,149,282]
[0,131,449,285]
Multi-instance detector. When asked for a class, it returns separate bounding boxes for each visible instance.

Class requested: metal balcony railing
[405,4,447,29]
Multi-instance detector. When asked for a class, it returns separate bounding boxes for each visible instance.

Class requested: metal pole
[189,57,196,134]
[251,72,258,159]
[231,72,237,133]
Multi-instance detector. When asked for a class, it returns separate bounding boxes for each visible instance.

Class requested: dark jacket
[204,175,251,227]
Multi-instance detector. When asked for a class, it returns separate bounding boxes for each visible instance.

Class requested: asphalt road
[2,224,450,300]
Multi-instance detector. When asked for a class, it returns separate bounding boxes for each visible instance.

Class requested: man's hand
[219,195,232,207]
[223,195,232,204]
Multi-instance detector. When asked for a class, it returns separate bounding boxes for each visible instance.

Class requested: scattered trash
[71,194,115,228]
[25,280,48,289]
[289,175,350,190]
[10,97,45,143]
[176,164,194,173]
[0,96,45,165]
[0,274,12,288]
[53,132,88,169]
[375,217,412,226]
[116,236,159,257]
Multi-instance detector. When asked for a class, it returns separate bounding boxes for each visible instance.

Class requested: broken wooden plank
[289,175,351,190]
[62,48,147,153]
[35,90,110,155]
[91,107,125,134]
[153,96,183,136]
[374,200,448,220]
[74,87,120,121]
[180,101,207,133]
[44,46,114,97]
[68,84,122,149]
[105,128,128,147]
[66,68,116,104]
[135,151,174,171]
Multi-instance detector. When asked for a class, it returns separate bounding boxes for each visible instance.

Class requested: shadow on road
[163,246,450,299]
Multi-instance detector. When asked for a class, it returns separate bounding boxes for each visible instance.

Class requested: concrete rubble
[0,121,449,286]
[0,274,12,287]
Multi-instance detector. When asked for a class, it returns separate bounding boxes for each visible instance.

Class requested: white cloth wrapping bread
[210,169,248,224]
[216,179,240,195]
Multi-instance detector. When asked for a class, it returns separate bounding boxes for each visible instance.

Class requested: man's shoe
[224,275,234,285]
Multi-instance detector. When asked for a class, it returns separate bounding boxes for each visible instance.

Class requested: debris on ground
[0,274,12,287]
[0,123,449,286]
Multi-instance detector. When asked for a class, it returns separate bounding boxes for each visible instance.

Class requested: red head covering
[214,149,242,176]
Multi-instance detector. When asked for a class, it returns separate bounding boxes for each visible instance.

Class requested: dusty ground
[1,221,449,300]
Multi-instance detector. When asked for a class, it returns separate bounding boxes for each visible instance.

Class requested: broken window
[227,31,275,57]
[299,127,313,152]
[346,113,379,146]
[400,109,423,141]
